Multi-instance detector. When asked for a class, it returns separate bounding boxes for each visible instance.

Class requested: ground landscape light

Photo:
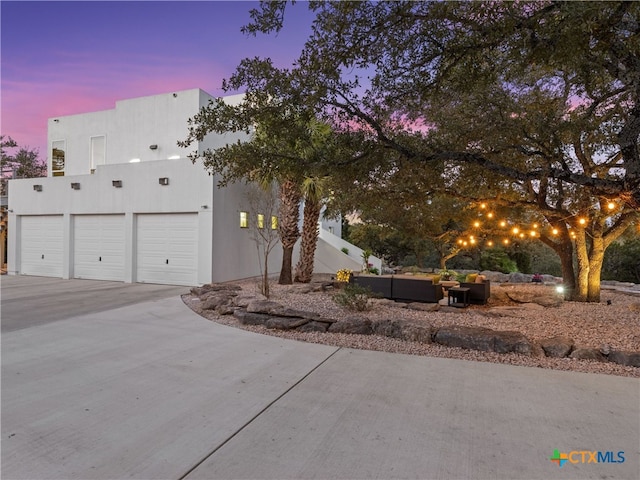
[556,285,565,294]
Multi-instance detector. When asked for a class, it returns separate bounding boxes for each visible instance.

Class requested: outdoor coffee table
[448,287,470,308]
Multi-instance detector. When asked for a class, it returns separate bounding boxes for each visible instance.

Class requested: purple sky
[1,1,314,160]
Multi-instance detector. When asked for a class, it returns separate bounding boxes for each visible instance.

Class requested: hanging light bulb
[487,212,494,218]
[578,218,587,225]
[607,201,616,210]
[552,228,559,235]
[500,220,507,227]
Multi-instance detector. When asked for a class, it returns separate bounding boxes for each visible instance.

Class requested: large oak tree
[240,0,640,301]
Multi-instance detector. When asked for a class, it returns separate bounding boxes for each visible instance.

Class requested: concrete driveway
[2,275,638,479]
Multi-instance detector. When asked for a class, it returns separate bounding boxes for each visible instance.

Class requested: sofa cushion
[476,274,486,283]
[431,275,441,284]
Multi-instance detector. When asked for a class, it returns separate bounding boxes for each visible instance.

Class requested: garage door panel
[74,215,125,281]
[20,216,64,277]
[136,213,198,286]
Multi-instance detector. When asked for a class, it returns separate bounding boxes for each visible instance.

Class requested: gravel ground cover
[183,277,640,378]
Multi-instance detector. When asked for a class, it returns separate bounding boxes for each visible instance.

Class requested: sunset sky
[1,1,314,159]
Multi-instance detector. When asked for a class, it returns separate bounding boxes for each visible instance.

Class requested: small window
[257,214,265,229]
[271,216,278,230]
[240,211,248,228]
[52,140,65,177]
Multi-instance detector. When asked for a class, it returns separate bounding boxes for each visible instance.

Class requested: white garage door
[20,215,64,277]
[136,213,198,286]
[74,215,125,281]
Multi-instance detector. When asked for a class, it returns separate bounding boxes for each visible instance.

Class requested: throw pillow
[476,275,486,283]
[431,275,441,284]
[466,273,478,283]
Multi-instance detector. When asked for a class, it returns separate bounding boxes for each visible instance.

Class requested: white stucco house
[7,88,369,286]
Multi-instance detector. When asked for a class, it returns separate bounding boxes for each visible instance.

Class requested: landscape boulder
[192,283,242,297]
[540,336,574,358]
[246,300,285,314]
[296,321,331,333]
[328,317,373,335]
[608,350,640,367]
[569,348,606,362]
[201,292,236,311]
[233,310,270,326]
[265,316,310,330]
[434,326,533,355]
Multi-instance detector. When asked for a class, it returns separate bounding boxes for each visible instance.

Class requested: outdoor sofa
[459,276,491,304]
[352,274,444,303]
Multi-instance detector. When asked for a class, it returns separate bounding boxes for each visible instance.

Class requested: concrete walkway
[2,276,638,479]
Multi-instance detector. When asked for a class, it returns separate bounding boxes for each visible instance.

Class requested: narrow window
[257,214,265,229]
[52,140,65,176]
[271,216,278,230]
[240,211,248,228]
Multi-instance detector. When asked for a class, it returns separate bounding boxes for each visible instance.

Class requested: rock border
[190,284,640,369]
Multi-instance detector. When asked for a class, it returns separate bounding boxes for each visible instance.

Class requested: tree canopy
[233,0,639,301]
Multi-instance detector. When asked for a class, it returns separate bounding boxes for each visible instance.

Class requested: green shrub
[332,283,374,311]
[479,248,518,273]
[341,247,349,255]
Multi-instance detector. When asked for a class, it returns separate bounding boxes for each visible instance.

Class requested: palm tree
[294,176,328,283]
[278,178,302,284]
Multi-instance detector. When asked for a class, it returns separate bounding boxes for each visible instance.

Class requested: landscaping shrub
[333,283,374,311]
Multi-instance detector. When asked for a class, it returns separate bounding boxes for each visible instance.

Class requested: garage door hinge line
[177,347,342,480]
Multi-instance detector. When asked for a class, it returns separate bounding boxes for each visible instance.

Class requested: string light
[468,198,622,249]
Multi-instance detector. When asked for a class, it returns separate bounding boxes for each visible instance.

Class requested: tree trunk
[556,241,577,301]
[277,179,301,285]
[262,246,270,298]
[294,199,322,283]
[574,229,590,302]
[587,235,606,302]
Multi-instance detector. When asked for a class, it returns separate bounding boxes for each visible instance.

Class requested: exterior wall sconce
[112,180,123,188]
[53,119,59,123]
[33,185,43,192]
[158,177,169,186]
[71,183,81,190]
[149,144,158,150]
[201,205,208,209]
